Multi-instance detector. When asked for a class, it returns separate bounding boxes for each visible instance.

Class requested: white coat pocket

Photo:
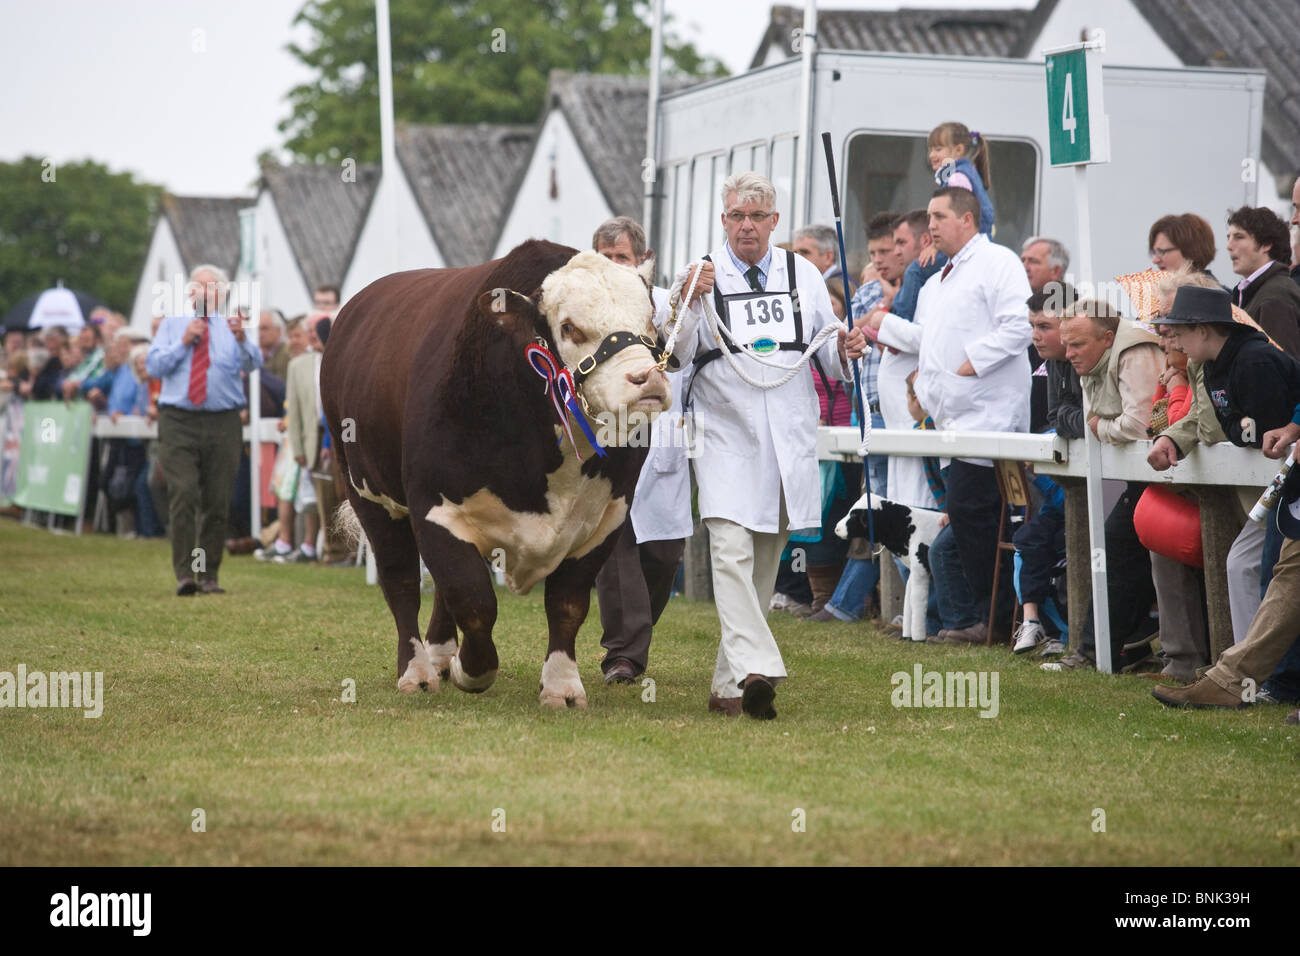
[694,398,757,460]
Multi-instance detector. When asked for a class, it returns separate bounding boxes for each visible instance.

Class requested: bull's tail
[333,499,364,549]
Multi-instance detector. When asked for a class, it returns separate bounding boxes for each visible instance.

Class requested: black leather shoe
[176,577,198,597]
[741,674,777,719]
[602,659,638,685]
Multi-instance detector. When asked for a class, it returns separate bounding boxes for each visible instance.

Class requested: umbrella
[2,286,102,332]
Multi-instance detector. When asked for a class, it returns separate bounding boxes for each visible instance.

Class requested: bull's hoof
[538,652,587,711]
[397,637,443,694]
[449,654,497,694]
[539,688,588,709]
[396,673,439,694]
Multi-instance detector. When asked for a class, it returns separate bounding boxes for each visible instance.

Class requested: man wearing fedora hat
[1150,286,1300,715]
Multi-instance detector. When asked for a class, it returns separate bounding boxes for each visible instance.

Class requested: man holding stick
[664,171,859,719]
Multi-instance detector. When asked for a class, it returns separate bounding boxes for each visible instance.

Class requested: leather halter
[570,331,678,386]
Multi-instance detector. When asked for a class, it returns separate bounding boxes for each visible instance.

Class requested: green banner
[12,401,93,516]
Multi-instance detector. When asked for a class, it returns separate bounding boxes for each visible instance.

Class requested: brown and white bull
[320,240,671,708]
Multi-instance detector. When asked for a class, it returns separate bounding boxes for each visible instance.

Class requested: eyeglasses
[1150,246,1178,258]
[725,211,774,224]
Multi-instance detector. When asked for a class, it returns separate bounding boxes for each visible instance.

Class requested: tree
[0,157,161,316]
[279,0,728,163]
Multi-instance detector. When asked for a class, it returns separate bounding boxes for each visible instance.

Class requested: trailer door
[840,131,1042,267]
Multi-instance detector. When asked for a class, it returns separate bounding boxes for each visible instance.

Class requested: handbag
[1134,484,1202,567]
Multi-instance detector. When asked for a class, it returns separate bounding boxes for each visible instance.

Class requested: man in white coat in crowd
[663,171,855,719]
[591,216,694,686]
[867,186,1031,635]
[864,209,937,510]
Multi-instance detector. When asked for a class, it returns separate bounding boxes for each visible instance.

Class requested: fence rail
[817,425,1281,670]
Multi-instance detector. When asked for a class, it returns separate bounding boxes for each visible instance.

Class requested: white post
[1074,163,1112,673]
[642,0,664,243]
[375,0,399,270]
[249,367,261,538]
[791,0,817,232]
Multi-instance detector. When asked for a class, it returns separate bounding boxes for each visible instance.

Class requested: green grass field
[1,518,1297,866]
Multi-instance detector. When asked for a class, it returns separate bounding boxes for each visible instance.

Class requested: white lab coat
[631,287,694,543]
[875,344,936,510]
[662,243,849,532]
[898,233,1032,465]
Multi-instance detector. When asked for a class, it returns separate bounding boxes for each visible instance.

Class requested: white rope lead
[667,260,851,391]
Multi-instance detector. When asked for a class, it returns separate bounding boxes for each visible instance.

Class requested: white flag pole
[642,0,664,246]
[375,0,398,270]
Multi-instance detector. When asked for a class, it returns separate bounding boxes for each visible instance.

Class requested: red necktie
[941,263,953,281]
[188,322,210,406]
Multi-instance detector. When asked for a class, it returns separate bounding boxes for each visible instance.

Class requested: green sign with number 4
[1046,48,1091,165]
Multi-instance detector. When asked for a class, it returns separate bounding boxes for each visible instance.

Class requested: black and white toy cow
[835,493,946,642]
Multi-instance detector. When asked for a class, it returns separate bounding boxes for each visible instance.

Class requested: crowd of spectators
[758,153,1300,724]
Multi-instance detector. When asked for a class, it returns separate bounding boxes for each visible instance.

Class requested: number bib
[722,290,799,354]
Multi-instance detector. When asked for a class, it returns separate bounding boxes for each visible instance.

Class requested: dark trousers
[101,439,147,521]
[594,518,685,676]
[1081,481,1155,662]
[1013,506,1066,606]
[228,445,251,539]
[158,405,242,582]
[945,459,1013,625]
[775,557,813,604]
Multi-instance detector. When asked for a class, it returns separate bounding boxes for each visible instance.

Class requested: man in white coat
[867,186,1031,635]
[663,171,855,719]
[591,217,694,685]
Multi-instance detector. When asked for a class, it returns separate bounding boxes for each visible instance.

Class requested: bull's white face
[539,250,670,428]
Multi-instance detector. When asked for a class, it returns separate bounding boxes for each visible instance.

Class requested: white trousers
[1226,518,1265,645]
[705,496,791,698]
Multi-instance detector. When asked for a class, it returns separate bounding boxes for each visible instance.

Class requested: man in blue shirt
[146,264,261,595]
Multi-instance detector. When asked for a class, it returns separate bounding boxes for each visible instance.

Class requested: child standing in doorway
[918,122,995,267]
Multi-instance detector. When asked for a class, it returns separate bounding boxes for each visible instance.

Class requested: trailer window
[730,141,766,178]
[689,153,720,257]
[770,135,798,245]
[667,161,690,282]
[841,132,1039,263]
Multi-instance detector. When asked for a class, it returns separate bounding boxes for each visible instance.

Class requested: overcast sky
[0,0,1030,196]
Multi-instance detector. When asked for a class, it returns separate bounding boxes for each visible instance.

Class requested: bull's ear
[477,287,536,321]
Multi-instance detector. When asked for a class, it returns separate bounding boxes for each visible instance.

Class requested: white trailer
[651,50,1264,290]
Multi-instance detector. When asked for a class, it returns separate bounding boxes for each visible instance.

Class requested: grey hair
[1022,236,1070,272]
[793,224,837,254]
[128,343,150,380]
[591,216,647,261]
[260,309,286,336]
[189,263,230,284]
[721,171,776,212]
